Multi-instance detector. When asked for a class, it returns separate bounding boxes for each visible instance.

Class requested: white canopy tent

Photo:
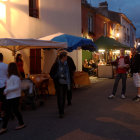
[0,38,67,74]
[39,33,82,71]
[0,38,67,57]
[39,33,66,73]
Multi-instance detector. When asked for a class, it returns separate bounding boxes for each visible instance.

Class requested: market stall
[0,38,67,58]
[29,72,90,96]
[95,36,130,78]
[39,32,97,86]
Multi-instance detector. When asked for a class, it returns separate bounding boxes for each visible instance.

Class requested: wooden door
[30,49,41,74]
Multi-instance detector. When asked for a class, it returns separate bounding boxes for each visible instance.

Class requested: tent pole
[12,51,16,62]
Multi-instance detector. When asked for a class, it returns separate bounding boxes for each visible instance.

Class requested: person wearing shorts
[130,48,140,101]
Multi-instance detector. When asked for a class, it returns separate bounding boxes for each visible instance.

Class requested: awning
[0,38,67,56]
[39,32,97,52]
[95,36,130,50]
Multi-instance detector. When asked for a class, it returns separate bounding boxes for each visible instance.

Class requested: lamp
[116,33,120,38]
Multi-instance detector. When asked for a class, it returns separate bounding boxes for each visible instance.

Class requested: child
[0,62,25,134]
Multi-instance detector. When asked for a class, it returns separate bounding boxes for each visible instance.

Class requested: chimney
[81,0,88,4]
[98,1,108,17]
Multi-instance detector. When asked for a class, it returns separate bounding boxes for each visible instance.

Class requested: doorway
[30,49,41,74]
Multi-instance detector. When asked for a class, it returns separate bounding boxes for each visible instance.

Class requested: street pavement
[0,77,140,140]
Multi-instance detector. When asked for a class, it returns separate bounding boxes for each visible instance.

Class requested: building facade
[119,14,136,47]
[0,0,82,74]
[81,1,95,40]
[82,1,136,47]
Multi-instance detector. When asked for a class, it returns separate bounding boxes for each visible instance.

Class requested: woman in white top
[0,63,25,134]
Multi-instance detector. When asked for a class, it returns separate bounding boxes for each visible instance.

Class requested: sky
[87,0,140,38]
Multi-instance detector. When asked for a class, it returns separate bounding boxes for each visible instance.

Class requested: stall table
[29,72,90,96]
[30,74,55,95]
[74,71,91,87]
[98,65,113,78]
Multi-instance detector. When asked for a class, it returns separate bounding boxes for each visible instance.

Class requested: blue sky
[87,0,140,37]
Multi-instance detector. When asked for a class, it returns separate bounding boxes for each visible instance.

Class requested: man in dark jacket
[108,48,130,99]
[67,56,76,105]
[130,48,140,101]
[50,51,70,118]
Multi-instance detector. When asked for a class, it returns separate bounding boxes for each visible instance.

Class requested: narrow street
[0,77,140,140]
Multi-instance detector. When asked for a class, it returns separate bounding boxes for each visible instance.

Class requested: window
[123,26,126,42]
[88,16,93,33]
[124,33,126,42]
[127,28,129,43]
[29,0,39,18]
[104,23,107,36]
[127,35,130,43]
[127,28,129,34]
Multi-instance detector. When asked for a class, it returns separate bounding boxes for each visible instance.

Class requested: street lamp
[116,33,120,38]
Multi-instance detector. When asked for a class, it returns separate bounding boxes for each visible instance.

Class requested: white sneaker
[108,94,115,99]
[121,94,126,99]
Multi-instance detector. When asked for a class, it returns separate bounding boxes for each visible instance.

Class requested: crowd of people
[108,48,140,101]
[0,47,139,135]
[83,59,97,75]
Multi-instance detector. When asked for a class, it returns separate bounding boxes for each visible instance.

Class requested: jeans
[112,73,127,95]
[2,97,24,129]
[0,87,6,102]
[0,87,6,111]
[55,83,67,115]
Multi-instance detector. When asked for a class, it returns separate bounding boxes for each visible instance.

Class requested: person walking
[50,51,70,118]
[0,53,8,121]
[0,62,25,134]
[108,48,130,99]
[67,56,76,105]
[16,54,25,78]
[130,47,140,101]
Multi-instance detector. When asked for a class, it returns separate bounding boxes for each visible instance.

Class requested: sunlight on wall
[0,3,6,23]
[10,8,18,25]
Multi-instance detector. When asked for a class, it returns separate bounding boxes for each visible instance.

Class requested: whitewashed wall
[0,0,82,74]
[42,49,82,74]
[120,16,130,47]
